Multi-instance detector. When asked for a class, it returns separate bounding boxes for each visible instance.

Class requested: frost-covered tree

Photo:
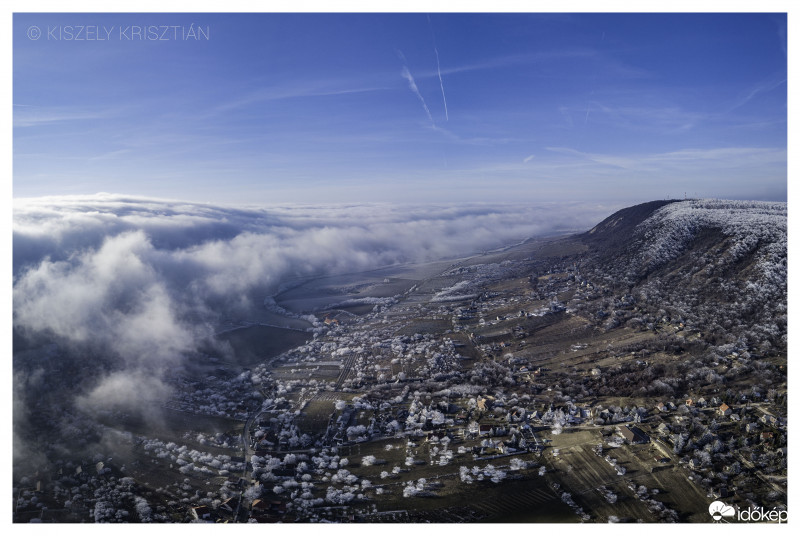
[243,484,263,502]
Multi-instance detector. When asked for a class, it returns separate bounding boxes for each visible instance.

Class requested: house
[219,498,235,514]
[760,414,777,426]
[250,500,289,523]
[685,399,694,407]
[190,505,216,522]
[426,432,447,443]
[590,368,601,376]
[479,438,507,455]
[714,487,730,499]
[656,423,670,436]
[656,402,667,413]
[478,424,493,436]
[671,415,686,425]
[619,425,650,444]
[745,422,759,433]
[270,501,288,515]
[566,413,582,425]
[718,403,732,416]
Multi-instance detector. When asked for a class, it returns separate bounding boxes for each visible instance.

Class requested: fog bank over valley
[12,194,609,415]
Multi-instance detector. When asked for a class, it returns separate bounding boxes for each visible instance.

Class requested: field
[294,399,336,435]
[539,428,710,523]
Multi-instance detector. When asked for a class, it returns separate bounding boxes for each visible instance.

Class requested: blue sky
[13,12,788,205]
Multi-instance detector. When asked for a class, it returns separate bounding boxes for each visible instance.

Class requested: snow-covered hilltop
[583,199,787,353]
[634,199,786,277]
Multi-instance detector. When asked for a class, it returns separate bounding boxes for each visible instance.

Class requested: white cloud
[14,196,601,311]
[14,194,603,413]
[77,370,171,414]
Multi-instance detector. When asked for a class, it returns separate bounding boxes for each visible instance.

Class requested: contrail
[428,15,449,121]
[398,50,435,126]
[401,66,434,124]
[433,47,449,121]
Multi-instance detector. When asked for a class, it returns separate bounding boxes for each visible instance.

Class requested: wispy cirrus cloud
[546,146,639,169]
[726,75,786,113]
[13,104,115,128]
[570,101,706,134]
[208,80,391,116]
[647,147,787,168]
[433,49,595,77]
[420,47,651,82]
[545,145,786,172]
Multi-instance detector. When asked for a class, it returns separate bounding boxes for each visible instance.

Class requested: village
[183,250,787,523]
[13,227,787,523]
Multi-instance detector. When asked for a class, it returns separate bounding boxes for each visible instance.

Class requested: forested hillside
[582,199,787,354]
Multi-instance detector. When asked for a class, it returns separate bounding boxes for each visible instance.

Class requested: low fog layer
[13,194,608,416]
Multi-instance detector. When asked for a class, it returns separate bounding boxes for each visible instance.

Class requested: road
[333,350,358,391]
[233,395,275,521]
